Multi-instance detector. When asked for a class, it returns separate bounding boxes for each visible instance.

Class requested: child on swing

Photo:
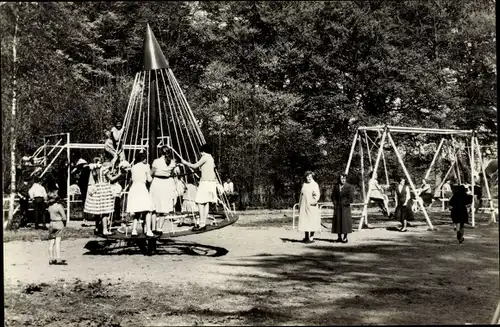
[47,192,68,265]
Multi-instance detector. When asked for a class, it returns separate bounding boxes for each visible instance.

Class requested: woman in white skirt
[150,146,180,234]
[83,158,115,235]
[126,152,154,237]
[298,171,321,243]
[180,144,217,231]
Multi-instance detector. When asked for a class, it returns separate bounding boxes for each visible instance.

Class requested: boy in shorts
[47,192,68,265]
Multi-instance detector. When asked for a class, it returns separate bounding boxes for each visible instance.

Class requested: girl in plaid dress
[84,159,115,235]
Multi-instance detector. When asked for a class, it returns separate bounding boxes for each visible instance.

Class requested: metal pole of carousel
[142,23,169,254]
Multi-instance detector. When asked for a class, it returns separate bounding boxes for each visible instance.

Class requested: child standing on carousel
[180,144,217,231]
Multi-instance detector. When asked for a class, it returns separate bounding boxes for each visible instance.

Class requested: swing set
[345,125,497,231]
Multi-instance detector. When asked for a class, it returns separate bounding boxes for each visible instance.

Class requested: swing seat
[427,197,449,211]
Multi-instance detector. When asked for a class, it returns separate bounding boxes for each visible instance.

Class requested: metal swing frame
[344,125,497,231]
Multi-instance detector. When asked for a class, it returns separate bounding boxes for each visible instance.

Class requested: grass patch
[235,216,293,228]
[4,279,290,326]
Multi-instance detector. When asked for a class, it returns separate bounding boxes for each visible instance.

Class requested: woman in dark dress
[394,178,414,232]
[449,184,473,243]
[331,173,354,243]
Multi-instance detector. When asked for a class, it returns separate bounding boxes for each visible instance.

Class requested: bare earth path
[4,211,499,326]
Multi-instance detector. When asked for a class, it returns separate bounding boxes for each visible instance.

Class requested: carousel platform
[95,211,239,240]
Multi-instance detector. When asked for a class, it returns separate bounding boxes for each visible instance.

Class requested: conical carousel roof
[142,23,169,70]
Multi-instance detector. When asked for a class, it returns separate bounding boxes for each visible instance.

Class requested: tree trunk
[8,10,19,224]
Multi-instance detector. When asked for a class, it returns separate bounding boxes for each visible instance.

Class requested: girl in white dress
[298,171,321,243]
[126,152,154,237]
[150,147,180,234]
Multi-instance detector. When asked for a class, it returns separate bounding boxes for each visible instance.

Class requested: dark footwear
[335,238,343,243]
[341,238,348,243]
[459,237,465,244]
[55,260,67,265]
[49,260,56,265]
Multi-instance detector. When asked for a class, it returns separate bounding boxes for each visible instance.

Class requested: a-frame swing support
[344,125,497,230]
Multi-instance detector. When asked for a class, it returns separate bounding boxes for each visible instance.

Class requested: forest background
[1,1,497,208]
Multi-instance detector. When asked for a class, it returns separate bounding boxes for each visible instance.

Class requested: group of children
[117,143,220,237]
[297,169,479,244]
[368,172,477,241]
[17,120,227,264]
[15,175,69,265]
[76,136,222,237]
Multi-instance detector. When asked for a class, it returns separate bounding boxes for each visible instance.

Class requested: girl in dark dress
[449,184,473,243]
[394,178,414,232]
[331,174,354,243]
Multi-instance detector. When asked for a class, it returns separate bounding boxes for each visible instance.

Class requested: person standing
[29,176,48,229]
[72,157,91,226]
[223,178,234,194]
[331,174,354,243]
[127,152,154,237]
[449,184,473,243]
[474,175,483,213]
[298,171,321,243]
[17,178,31,226]
[47,192,68,265]
[150,147,180,234]
[180,144,217,231]
[83,159,115,235]
[181,174,199,213]
[223,178,238,210]
[394,178,413,232]
[108,160,129,226]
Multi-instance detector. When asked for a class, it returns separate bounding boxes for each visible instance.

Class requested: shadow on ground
[83,239,229,257]
[215,212,499,325]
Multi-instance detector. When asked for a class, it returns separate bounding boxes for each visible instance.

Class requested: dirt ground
[4,210,500,326]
